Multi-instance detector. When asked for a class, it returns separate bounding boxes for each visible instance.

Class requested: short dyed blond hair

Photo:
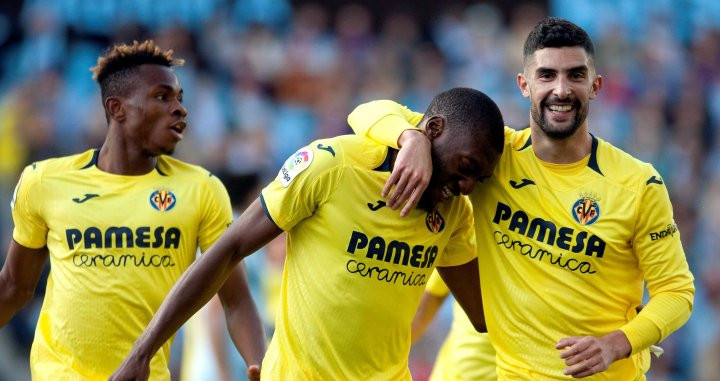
[90,40,184,102]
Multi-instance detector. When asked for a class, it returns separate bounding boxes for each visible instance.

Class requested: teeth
[442,186,452,199]
[548,105,572,112]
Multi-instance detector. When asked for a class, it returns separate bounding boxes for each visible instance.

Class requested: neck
[97,125,157,175]
[530,123,592,164]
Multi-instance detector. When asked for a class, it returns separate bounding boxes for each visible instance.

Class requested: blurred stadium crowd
[0,0,719,380]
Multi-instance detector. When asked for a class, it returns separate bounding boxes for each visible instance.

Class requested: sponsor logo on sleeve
[650,223,678,241]
[646,176,664,185]
[278,148,314,187]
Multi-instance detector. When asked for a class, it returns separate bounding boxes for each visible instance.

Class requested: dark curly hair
[90,40,184,107]
[523,17,594,66]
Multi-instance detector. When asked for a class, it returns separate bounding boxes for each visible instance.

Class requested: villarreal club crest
[426,209,445,233]
[571,193,600,226]
[150,189,177,212]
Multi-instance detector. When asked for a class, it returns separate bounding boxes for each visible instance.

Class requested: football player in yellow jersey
[0,40,266,380]
[346,17,694,380]
[109,88,505,381]
[412,271,496,380]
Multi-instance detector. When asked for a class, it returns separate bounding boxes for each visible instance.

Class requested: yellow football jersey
[11,149,233,381]
[260,135,477,380]
[348,101,695,381]
[424,271,496,381]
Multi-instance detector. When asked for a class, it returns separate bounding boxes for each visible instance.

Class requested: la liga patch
[278,147,314,187]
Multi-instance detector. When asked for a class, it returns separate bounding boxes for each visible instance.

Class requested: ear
[589,74,603,100]
[517,73,530,98]
[105,96,125,122]
[424,116,445,141]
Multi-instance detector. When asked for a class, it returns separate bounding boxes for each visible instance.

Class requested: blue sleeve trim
[373,147,395,172]
[259,193,278,227]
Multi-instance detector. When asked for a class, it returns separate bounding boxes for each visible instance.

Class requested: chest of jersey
[41,169,202,271]
[474,147,640,280]
[296,169,458,280]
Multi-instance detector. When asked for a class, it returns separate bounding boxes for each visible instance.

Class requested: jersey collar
[81,149,168,176]
[518,133,603,176]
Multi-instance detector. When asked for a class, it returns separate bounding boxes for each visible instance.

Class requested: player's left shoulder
[157,155,226,188]
[595,137,662,189]
[325,134,390,170]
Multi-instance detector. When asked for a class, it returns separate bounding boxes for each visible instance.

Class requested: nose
[173,101,188,118]
[553,76,571,99]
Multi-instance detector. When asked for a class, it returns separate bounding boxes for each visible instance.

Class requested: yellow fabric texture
[260,135,476,380]
[347,101,694,381]
[12,150,233,380]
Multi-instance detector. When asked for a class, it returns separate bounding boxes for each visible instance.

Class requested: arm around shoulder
[347,100,423,148]
[110,199,281,381]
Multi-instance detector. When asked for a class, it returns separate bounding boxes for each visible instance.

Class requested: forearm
[0,242,47,326]
[225,296,266,367]
[619,290,693,355]
[129,244,240,359]
[0,277,33,326]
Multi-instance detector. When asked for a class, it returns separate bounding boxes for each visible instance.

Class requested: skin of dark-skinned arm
[411,291,447,344]
[0,240,48,326]
[217,261,266,380]
[436,258,486,333]
[109,198,281,381]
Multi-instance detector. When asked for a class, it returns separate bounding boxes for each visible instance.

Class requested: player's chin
[158,142,177,156]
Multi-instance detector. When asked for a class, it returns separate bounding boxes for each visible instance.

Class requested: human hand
[107,355,151,381]
[247,364,261,381]
[384,129,432,216]
[555,330,631,378]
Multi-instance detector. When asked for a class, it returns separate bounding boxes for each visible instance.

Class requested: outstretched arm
[217,262,266,381]
[347,100,431,216]
[437,258,486,333]
[110,199,281,381]
[0,241,48,326]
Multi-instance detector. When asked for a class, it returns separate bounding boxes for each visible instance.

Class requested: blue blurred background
[0,0,718,380]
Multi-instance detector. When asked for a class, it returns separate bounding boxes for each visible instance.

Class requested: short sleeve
[435,195,477,267]
[425,270,450,298]
[261,143,343,231]
[197,174,234,253]
[12,164,48,249]
[347,100,424,149]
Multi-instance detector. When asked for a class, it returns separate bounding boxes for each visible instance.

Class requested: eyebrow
[153,84,183,94]
[536,65,588,74]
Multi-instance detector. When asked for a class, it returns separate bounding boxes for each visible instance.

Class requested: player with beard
[109,87,504,381]
[348,17,694,380]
